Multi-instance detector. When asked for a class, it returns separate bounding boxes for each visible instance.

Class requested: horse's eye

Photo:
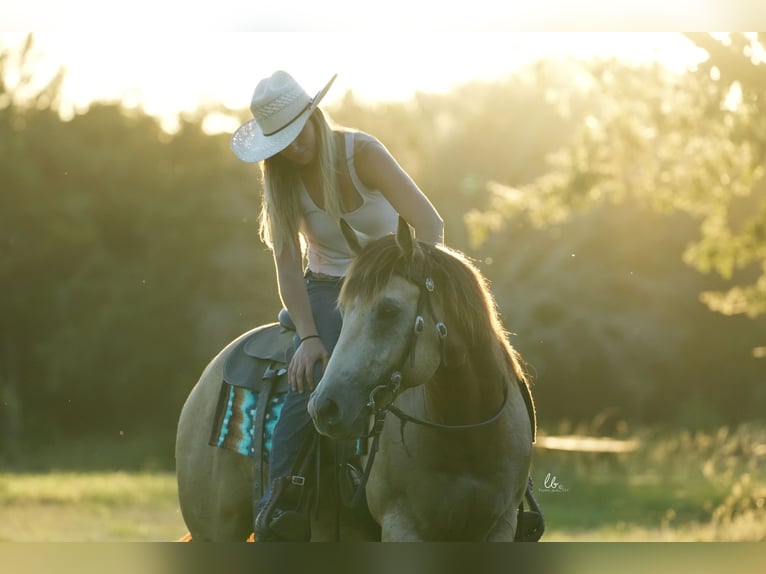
[376,300,400,321]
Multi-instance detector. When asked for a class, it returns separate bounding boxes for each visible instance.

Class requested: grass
[0,471,185,541]
[532,422,766,541]
[0,423,763,541]
[0,430,185,542]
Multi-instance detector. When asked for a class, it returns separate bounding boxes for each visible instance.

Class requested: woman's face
[279,118,317,166]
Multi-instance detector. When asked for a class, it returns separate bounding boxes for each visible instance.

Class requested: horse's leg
[487,457,531,541]
[176,352,253,542]
[378,511,423,541]
[377,505,520,542]
[486,507,518,541]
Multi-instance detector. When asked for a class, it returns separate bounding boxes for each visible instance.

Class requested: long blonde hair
[258,108,341,255]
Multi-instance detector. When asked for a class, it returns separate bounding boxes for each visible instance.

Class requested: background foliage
[1,34,764,460]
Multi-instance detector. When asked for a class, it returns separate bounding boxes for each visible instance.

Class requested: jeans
[256,270,343,512]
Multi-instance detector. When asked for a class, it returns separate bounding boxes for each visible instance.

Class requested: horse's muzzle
[308,388,366,439]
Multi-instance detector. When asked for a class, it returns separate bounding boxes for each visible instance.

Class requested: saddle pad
[209,382,286,460]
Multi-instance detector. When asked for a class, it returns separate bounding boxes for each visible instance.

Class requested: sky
[1,31,711,133]
[3,0,761,30]
[2,0,757,133]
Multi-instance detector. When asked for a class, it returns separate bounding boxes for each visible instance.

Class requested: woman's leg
[257,275,343,514]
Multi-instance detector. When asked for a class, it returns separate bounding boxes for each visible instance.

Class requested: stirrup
[254,474,313,542]
[254,508,310,542]
[516,510,545,542]
[515,477,545,542]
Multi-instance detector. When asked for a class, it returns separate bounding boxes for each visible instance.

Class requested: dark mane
[339,235,528,386]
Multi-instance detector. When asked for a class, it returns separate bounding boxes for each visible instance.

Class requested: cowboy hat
[231,71,337,163]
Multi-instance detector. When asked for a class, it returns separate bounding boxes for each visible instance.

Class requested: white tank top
[299,132,398,277]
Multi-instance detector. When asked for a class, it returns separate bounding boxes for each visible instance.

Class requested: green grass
[0,430,185,542]
[532,422,766,541]
[0,424,763,541]
[0,471,185,541]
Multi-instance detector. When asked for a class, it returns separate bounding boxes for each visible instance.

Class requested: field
[532,422,766,541]
[0,423,764,542]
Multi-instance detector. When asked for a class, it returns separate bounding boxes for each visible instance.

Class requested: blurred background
[0,31,764,541]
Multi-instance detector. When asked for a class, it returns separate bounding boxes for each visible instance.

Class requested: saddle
[222,308,296,394]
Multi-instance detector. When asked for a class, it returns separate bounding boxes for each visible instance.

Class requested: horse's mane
[339,235,528,386]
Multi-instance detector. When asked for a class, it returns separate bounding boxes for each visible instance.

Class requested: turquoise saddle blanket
[210,383,286,460]
[209,313,296,460]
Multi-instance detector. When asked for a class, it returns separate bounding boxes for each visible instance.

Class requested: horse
[175,217,539,541]
[308,217,537,541]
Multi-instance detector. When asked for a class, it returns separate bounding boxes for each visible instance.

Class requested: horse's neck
[424,342,508,427]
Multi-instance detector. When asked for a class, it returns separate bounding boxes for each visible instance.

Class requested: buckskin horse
[175,218,541,541]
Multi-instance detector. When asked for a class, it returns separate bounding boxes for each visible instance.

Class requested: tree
[1,35,278,451]
[462,36,766,424]
[468,33,766,322]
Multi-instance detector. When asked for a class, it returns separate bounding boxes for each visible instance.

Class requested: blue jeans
[257,270,343,511]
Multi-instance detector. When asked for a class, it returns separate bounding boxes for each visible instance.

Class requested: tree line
[1,34,763,459]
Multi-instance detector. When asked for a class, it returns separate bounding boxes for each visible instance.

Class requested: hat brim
[231,74,337,163]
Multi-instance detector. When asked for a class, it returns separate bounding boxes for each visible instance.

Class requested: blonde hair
[258,108,341,255]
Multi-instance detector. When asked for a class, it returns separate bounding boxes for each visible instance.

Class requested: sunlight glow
[1,32,708,133]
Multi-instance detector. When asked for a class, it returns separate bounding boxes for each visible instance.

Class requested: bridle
[348,270,509,507]
[366,271,509,429]
[365,274,446,414]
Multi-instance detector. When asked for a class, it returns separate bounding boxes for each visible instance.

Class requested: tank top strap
[344,132,373,196]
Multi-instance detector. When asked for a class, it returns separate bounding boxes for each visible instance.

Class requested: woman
[231,70,443,540]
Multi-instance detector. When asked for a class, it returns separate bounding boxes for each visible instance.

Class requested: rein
[386,385,509,431]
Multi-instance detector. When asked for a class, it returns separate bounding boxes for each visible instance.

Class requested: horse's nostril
[317,398,341,426]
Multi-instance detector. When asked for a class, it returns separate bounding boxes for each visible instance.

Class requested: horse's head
[308,218,450,439]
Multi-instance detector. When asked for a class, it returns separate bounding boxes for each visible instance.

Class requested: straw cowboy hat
[231,71,337,163]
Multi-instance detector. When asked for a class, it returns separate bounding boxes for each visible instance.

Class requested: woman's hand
[288,336,328,393]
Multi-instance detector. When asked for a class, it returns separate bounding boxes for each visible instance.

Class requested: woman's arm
[353,134,444,245]
[273,241,328,393]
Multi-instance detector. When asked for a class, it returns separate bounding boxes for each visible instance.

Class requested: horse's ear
[395,216,416,260]
[340,218,363,255]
